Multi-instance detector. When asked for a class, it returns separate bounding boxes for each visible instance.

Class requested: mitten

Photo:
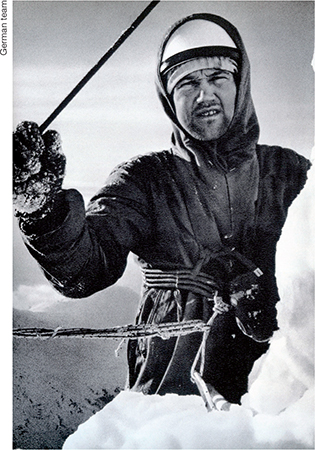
[229,272,277,342]
[13,121,66,218]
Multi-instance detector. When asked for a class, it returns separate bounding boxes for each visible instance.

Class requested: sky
[12,0,314,303]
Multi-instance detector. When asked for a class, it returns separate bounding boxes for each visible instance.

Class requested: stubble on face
[172,69,237,142]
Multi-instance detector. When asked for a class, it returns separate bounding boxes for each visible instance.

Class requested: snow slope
[63,167,314,449]
[13,286,139,449]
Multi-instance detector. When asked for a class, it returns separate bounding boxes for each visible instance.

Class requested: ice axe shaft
[39,0,160,133]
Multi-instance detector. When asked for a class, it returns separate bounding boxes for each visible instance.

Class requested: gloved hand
[13,121,66,218]
[212,294,231,314]
[229,272,278,342]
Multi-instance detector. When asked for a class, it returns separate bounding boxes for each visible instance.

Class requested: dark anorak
[19,14,311,403]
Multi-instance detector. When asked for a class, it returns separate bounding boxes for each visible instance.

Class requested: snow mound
[63,388,313,449]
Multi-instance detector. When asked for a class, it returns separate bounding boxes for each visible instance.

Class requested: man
[13,13,311,409]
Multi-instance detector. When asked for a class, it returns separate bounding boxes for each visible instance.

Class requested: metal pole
[39,1,160,133]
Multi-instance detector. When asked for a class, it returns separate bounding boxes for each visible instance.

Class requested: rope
[142,268,219,299]
[39,1,160,132]
[13,320,210,340]
[190,311,219,379]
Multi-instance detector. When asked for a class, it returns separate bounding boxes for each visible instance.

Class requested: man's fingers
[13,121,45,183]
[42,129,62,150]
[42,130,66,181]
[14,121,44,153]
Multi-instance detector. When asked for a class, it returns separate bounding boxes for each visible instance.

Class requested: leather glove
[13,121,66,218]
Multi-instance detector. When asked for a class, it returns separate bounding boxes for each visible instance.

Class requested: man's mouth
[195,107,221,118]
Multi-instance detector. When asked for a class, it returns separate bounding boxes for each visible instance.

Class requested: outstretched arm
[13,122,151,298]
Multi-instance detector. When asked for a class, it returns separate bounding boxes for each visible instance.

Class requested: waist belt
[141,268,219,298]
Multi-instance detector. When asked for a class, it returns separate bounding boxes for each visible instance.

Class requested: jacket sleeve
[18,158,152,298]
[281,148,312,208]
[256,145,311,239]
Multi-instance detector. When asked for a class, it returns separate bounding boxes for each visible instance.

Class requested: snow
[63,389,314,449]
[63,167,314,449]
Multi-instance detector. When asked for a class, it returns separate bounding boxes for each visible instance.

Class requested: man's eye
[212,75,229,83]
[177,79,198,89]
[211,73,233,85]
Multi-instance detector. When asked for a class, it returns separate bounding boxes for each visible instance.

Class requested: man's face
[172,68,237,141]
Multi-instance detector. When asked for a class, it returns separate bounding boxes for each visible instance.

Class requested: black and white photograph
[12,1,314,449]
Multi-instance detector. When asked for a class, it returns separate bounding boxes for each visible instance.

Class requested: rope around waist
[141,268,219,298]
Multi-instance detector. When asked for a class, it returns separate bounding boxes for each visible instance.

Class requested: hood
[156,13,260,172]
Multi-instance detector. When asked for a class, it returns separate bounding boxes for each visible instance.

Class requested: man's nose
[196,83,215,103]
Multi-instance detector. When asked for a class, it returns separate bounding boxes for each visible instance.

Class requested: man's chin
[190,129,225,142]
[187,119,229,141]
